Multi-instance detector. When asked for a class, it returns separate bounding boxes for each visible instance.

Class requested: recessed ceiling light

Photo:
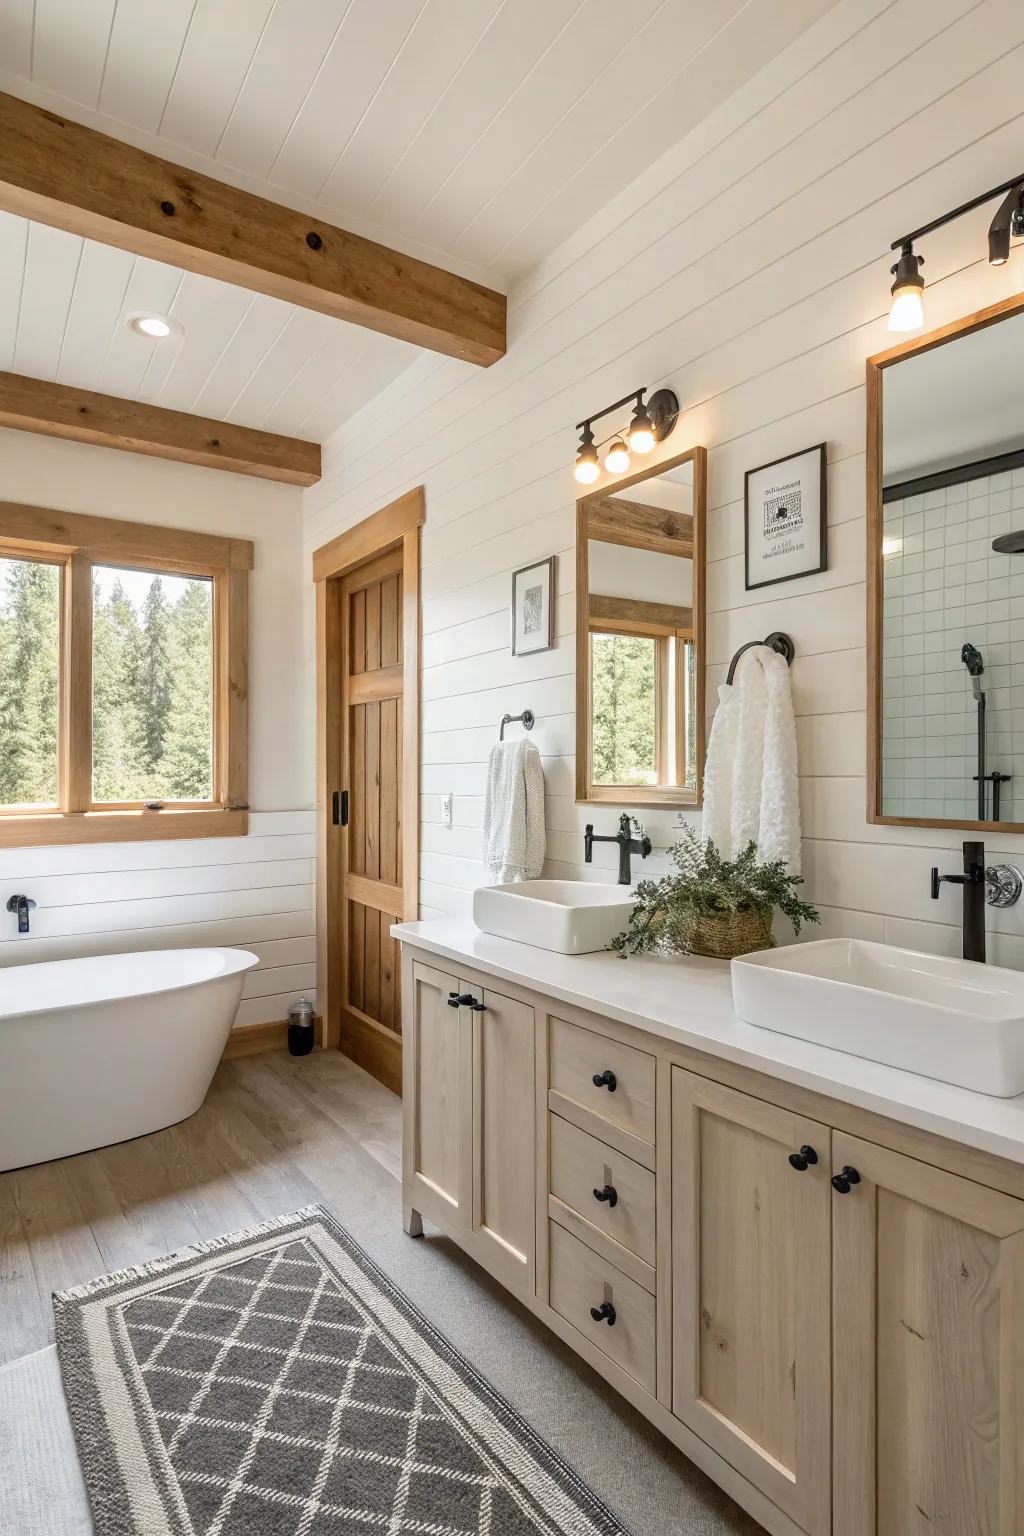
[127,312,183,341]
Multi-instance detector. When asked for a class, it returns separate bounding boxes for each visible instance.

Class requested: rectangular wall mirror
[576,446,706,806]
[868,294,1024,830]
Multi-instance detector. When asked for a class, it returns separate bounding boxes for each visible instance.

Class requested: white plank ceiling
[0,0,835,442]
[0,211,422,440]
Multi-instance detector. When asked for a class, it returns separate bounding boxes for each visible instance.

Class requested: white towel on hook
[482,738,546,884]
[702,644,801,872]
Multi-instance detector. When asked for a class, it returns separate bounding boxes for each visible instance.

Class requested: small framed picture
[744,443,827,591]
[512,555,555,654]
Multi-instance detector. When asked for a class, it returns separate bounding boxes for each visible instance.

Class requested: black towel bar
[725,632,795,686]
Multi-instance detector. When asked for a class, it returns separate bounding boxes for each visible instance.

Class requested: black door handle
[590,1300,616,1326]
[447,993,478,1009]
[592,1070,617,1092]
[592,1184,618,1208]
[831,1166,861,1195]
[332,789,349,826]
[788,1145,819,1172]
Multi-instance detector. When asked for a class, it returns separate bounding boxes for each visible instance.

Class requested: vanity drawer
[548,1222,656,1395]
[549,1113,655,1265]
[549,1017,656,1144]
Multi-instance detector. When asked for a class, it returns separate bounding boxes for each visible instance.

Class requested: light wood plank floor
[0,1051,403,1369]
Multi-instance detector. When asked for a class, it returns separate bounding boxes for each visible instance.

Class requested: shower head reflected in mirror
[993,530,1024,554]
[962,642,984,703]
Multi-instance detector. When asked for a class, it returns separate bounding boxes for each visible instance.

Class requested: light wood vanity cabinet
[403,960,535,1293]
[401,945,1024,1536]
[672,1070,832,1536]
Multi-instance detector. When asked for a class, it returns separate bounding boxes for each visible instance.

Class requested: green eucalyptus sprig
[611,825,819,957]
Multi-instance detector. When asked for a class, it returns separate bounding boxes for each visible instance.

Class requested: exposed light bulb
[603,439,631,474]
[888,285,924,331]
[575,424,599,484]
[887,244,924,333]
[628,402,655,453]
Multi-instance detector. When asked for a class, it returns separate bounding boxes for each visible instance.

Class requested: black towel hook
[725,632,795,686]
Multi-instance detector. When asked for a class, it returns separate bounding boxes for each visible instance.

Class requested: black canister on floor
[287,997,316,1055]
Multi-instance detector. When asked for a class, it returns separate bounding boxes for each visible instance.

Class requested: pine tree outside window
[0,504,251,847]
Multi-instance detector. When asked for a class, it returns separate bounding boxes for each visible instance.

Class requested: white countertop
[393,917,1024,1168]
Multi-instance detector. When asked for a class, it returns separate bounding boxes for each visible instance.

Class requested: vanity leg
[403,1204,424,1238]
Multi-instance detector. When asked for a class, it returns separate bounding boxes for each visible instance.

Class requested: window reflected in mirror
[870,300,1024,829]
[576,448,705,806]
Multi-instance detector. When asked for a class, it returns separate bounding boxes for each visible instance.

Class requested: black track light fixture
[573,386,679,484]
[988,183,1024,266]
[889,242,925,332]
[887,170,1024,332]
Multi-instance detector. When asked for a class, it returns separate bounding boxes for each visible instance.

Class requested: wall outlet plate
[440,794,453,825]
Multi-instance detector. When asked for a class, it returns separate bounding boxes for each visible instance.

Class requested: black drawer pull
[590,1300,616,1326]
[447,992,478,1009]
[831,1165,861,1195]
[592,1069,617,1092]
[788,1144,819,1172]
[592,1184,618,1208]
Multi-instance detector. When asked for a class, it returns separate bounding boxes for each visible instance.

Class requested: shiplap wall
[303,0,1024,970]
[0,428,317,1026]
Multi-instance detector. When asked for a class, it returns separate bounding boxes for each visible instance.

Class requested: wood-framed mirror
[867,290,1024,831]
[575,445,707,807]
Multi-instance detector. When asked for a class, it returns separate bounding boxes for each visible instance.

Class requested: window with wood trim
[0,503,251,847]
[589,619,695,791]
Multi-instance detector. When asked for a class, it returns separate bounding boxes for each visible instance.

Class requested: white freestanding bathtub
[0,947,258,1171]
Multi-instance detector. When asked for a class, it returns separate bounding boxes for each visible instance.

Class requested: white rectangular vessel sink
[473,880,634,955]
[732,939,1024,1097]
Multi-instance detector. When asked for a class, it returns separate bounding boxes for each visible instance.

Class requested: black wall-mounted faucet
[584,813,652,886]
[6,894,37,934]
[931,842,986,962]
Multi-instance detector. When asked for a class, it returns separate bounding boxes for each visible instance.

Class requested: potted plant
[611,826,819,960]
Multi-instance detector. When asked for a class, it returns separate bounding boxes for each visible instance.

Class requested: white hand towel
[702,644,801,872]
[482,738,546,884]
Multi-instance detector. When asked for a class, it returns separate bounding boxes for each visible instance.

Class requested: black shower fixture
[573,386,680,485]
[887,171,1024,332]
[993,528,1024,554]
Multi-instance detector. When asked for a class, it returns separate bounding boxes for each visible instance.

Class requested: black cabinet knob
[468,999,487,1012]
[448,992,478,1008]
[447,992,460,1008]
[590,1300,616,1326]
[592,1184,618,1208]
[592,1069,617,1092]
[831,1165,861,1195]
[788,1144,819,1172]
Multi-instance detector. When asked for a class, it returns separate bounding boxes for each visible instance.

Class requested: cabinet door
[470,982,536,1293]
[832,1132,1024,1536]
[403,961,471,1230]
[671,1068,831,1536]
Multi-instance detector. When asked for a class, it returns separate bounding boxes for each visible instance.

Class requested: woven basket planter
[678,905,774,960]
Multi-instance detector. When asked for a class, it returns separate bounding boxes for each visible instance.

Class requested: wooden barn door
[339,546,406,1090]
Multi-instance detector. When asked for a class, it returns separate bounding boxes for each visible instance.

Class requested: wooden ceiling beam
[0,371,321,486]
[0,92,506,368]
[585,495,693,556]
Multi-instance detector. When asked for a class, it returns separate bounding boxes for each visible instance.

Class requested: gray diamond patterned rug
[54,1205,633,1536]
